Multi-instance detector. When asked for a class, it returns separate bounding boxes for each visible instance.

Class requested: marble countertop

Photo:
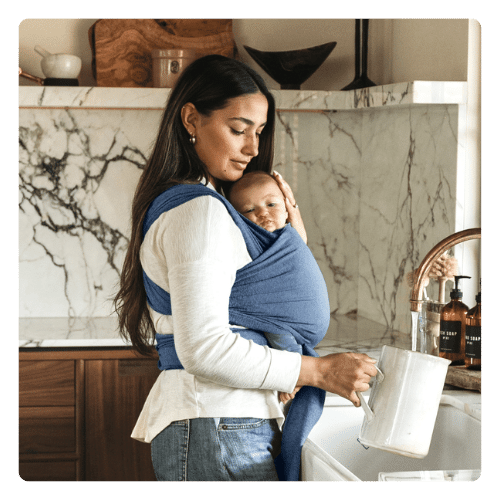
[19,316,128,349]
[19,81,467,111]
[19,314,410,354]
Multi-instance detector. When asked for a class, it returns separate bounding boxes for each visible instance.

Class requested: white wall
[19,19,98,87]
[390,19,469,83]
[463,19,481,305]
[233,19,391,90]
[19,19,469,90]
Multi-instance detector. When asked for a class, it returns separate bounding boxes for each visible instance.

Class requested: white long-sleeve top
[131,182,302,443]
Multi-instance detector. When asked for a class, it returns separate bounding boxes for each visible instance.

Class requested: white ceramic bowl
[41,54,82,79]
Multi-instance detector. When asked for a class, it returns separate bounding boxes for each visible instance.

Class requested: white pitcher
[356,345,451,458]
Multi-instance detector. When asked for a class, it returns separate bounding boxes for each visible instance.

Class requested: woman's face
[188,93,269,187]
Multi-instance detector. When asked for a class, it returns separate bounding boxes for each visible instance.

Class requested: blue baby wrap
[142,183,330,481]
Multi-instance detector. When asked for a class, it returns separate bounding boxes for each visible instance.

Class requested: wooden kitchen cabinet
[19,360,75,406]
[19,358,83,480]
[19,406,76,454]
[84,358,158,481]
[19,349,159,481]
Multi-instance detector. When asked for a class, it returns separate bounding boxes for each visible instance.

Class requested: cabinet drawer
[19,460,76,481]
[19,361,75,406]
[19,406,75,454]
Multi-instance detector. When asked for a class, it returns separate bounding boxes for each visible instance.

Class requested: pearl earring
[189,134,196,145]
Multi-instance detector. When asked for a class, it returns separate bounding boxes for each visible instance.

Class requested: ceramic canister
[152,49,198,88]
[357,345,451,458]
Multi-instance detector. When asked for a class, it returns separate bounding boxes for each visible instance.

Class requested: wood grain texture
[445,365,481,392]
[19,406,76,454]
[19,360,75,406]
[84,359,158,480]
[19,460,76,481]
[19,406,74,419]
[89,19,237,87]
[20,348,158,361]
[19,350,159,480]
[75,359,85,480]
[155,19,233,37]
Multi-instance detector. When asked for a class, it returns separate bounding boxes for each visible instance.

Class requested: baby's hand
[278,386,301,404]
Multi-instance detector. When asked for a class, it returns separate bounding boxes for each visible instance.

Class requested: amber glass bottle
[439,276,470,365]
[465,291,481,370]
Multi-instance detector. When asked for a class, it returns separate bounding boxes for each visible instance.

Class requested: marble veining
[19,83,468,340]
[275,110,361,317]
[19,108,161,317]
[20,81,466,111]
[358,105,460,331]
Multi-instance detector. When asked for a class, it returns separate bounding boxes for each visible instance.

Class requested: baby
[228,170,288,233]
[229,170,300,404]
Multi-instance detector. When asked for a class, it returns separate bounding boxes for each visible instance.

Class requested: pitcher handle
[355,365,384,422]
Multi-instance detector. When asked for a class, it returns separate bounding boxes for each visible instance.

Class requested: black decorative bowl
[243,42,337,90]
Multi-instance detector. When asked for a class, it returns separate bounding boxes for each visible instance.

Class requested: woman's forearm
[298,352,377,406]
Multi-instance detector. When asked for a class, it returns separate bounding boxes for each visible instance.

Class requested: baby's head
[229,171,288,232]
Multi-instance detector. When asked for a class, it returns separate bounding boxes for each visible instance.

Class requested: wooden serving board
[88,19,237,87]
[445,365,481,392]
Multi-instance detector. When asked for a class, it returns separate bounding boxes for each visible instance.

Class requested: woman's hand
[273,171,307,244]
[297,352,377,406]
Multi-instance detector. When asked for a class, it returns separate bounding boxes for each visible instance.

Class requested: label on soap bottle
[465,325,481,359]
[439,320,462,353]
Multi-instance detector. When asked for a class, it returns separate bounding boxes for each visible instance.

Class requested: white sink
[301,393,481,481]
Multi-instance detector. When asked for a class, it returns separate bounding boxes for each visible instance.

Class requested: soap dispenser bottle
[465,284,481,370]
[439,275,470,365]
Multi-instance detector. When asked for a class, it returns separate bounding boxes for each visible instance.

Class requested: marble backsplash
[275,104,459,332]
[19,83,469,334]
[19,108,152,317]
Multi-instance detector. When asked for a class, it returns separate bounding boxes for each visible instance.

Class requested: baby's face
[231,177,288,232]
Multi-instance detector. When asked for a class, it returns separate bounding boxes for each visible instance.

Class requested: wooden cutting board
[445,365,481,392]
[89,19,237,87]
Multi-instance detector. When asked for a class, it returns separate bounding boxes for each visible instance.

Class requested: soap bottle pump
[465,282,481,370]
[439,275,470,365]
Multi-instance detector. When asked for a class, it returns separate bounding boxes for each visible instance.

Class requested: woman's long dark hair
[114,55,276,356]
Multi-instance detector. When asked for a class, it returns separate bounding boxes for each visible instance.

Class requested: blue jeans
[151,418,281,481]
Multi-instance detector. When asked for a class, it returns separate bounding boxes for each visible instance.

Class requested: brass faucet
[410,228,481,313]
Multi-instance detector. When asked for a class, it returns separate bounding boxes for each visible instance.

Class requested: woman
[114,55,376,481]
